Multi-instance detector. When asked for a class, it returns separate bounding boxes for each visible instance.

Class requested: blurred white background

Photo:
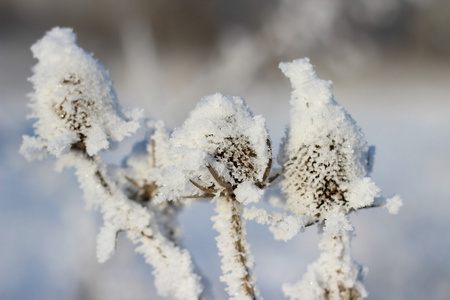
[1,0,450,299]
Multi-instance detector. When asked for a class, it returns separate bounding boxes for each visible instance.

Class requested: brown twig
[189,179,217,196]
[207,165,234,194]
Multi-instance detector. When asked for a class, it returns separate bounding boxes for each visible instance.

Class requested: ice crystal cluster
[21,27,402,300]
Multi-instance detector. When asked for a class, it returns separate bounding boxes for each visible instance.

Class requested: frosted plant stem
[322,232,363,300]
[213,195,258,300]
[283,229,366,300]
[64,148,203,300]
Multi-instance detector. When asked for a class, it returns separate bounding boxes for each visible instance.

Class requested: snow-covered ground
[1,21,450,300]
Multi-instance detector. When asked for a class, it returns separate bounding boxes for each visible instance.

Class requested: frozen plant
[153,93,272,299]
[20,27,203,300]
[277,58,401,300]
[21,27,402,300]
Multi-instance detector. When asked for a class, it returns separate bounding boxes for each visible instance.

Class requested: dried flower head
[156,93,271,203]
[21,27,141,159]
[279,58,380,224]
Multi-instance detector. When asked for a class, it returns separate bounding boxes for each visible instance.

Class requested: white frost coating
[121,120,184,243]
[54,153,149,261]
[21,27,141,158]
[97,224,119,263]
[112,121,202,299]
[121,127,155,187]
[383,195,403,215]
[122,120,171,192]
[346,177,381,209]
[20,135,49,161]
[54,151,203,299]
[55,153,150,261]
[322,208,354,237]
[155,93,271,201]
[283,231,367,300]
[279,58,379,222]
[130,227,203,300]
[235,182,264,205]
[149,120,173,169]
[243,206,310,241]
[212,198,260,299]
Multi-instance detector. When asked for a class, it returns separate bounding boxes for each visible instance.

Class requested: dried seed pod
[279,58,380,225]
[156,93,272,203]
[21,27,142,158]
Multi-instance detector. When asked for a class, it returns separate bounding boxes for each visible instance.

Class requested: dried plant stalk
[213,195,258,300]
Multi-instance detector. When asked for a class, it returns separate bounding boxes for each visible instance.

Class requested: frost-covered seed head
[161,93,271,201]
[21,27,141,158]
[279,58,380,222]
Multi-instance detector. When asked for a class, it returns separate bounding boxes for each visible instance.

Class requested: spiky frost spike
[279,58,380,232]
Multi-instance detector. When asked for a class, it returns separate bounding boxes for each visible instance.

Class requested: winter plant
[21,27,402,300]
